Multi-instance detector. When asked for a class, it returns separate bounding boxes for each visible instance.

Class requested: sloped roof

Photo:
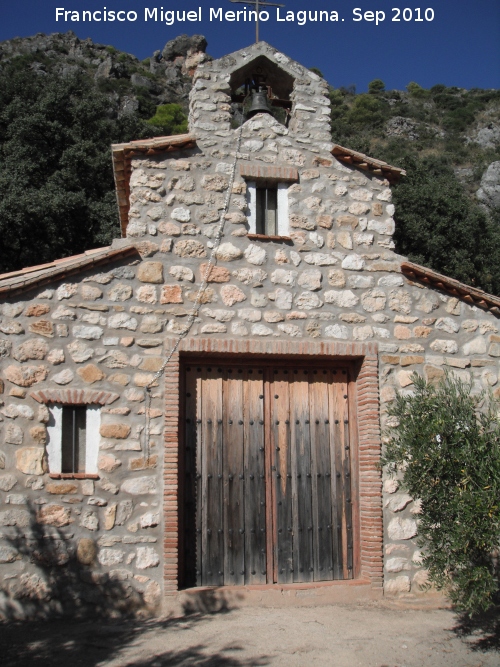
[401,260,500,316]
[0,243,139,297]
[331,145,406,183]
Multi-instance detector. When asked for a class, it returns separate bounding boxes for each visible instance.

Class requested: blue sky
[0,0,499,91]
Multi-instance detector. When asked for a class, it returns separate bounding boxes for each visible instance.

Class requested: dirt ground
[1,600,499,667]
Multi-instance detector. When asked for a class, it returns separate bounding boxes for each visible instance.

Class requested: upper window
[248,181,289,238]
[256,185,277,236]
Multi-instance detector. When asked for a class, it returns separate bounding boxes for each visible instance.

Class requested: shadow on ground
[0,600,269,667]
[452,605,500,652]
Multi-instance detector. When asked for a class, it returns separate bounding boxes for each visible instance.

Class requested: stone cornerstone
[1,42,499,618]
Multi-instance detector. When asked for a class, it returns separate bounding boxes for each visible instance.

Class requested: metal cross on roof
[229,0,285,43]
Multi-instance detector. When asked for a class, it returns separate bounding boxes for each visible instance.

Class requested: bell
[247,87,272,117]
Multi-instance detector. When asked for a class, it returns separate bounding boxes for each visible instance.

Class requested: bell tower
[188,42,333,154]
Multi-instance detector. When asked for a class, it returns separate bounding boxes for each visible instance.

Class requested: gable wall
[0,256,167,618]
[1,43,500,615]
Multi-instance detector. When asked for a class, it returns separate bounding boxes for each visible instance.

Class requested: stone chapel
[1,41,500,618]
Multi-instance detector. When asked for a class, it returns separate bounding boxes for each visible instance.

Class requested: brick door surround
[163,338,383,595]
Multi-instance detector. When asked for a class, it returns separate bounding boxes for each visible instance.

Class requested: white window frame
[247,181,289,236]
[47,404,101,474]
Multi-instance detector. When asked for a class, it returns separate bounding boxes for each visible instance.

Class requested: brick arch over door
[162,338,383,594]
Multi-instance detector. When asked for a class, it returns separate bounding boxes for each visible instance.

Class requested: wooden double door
[181,361,356,588]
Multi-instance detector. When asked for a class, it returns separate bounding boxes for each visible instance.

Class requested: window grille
[61,406,87,473]
[256,186,278,236]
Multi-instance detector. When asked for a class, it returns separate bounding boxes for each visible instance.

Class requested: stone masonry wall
[1,42,500,613]
[0,256,166,618]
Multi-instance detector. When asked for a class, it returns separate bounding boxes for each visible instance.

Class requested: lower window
[61,406,87,473]
[47,404,100,475]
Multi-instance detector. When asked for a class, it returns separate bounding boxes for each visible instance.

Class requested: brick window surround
[163,337,383,595]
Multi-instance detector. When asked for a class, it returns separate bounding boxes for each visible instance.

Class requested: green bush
[382,373,500,615]
[146,103,188,135]
[406,81,429,98]
[368,79,385,94]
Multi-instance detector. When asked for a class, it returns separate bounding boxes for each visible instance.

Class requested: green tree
[146,103,188,135]
[0,64,159,273]
[382,373,500,615]
[391,155,500,295]
[368,78,385,94]
[345,94,388,128]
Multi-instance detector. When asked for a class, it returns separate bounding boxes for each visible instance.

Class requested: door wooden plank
[309,369,334,581]
[330,370,345,580]
[201,366,224,586]
[195,369,203,587]
[272,368,293,584]
[264,368,275,584]
[183,365,198,587]
[223,368,245,586]
[347,367,361,579]
[340,369,354,580]
[244,367,267,584]
[289,368,313,583]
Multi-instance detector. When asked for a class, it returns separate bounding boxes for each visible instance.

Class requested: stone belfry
[189,41,333,159]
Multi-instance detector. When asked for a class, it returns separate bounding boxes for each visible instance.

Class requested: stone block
[324,290,359,308]
[336,214,358,229]
[244,244,267,266]
[4,364,48,387]
[77,364,106,383]
[385,557,410,573]
[108,283,133,301]
[121,475,157,495]
[220,285,246,306]
[36,504,72,526]
[76,538,97,565]
[298,269,322,291]
[108,314,138,330]
[15,446,46,475]
[160,285,183,304]
[29,426,47,444]
[136,546,160,569]
[388,517,418,540]
[462,336,487,355]
[199,263,230,283]
[325,324,348,339]
[430,340,458,354]
[137,262,164,284]
[215,243,243,262]
[174,239,207,258]
[100,423,131,439]
[98,453,122,472]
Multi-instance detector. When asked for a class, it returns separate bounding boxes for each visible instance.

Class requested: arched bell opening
[229,55,294,127]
